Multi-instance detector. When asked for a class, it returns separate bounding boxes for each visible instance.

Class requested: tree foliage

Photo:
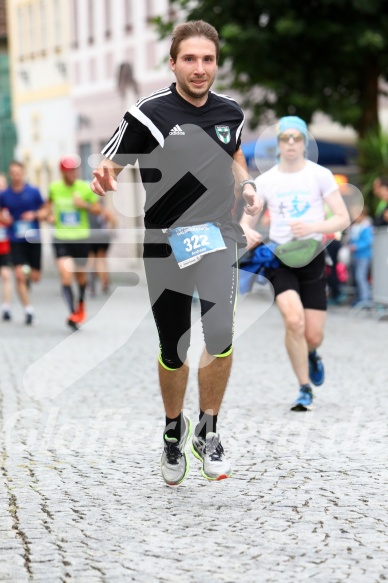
[156,0,388,136]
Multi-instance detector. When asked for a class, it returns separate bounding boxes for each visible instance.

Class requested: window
[124,0,132,32]
[28,3,35,56]
[71,0,78,48]
[89,58,96,82]
[145,0,153,22]
[104,0,111,38]
[40,0,48,55]
[17,6,25,60]
[88,0,94,44]
[53,0,62,51]
[105,53,114,78]
[74,62,81,85]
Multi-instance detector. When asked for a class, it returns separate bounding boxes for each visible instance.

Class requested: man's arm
[42,200,54,224]
[91,159,123,197]
[289,189,350,238]
[240,205,263,249]
[232,148,262,216]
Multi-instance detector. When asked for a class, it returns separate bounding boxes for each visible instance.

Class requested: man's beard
[177,74,216,100]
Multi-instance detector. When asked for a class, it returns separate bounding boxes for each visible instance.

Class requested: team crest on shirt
[215,125,231,144]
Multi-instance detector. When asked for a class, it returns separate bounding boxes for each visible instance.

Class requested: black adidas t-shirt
[101,83,246,245]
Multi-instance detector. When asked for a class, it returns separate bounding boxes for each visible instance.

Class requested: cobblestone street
[0,273,387,582]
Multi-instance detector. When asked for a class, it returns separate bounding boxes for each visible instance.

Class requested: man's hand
[91,165,117,196]
[0,209,12,225]
[289,220,313,238]
[242,226,262,250]
[73,193,88,209]
[242,187,263,216]
[20,211,36,221]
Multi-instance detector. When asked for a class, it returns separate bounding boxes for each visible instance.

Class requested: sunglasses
[278,133,305,143]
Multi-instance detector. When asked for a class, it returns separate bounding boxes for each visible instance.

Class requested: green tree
[157,0,388,136]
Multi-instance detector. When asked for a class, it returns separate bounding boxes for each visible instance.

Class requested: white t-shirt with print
[254,160,338,244]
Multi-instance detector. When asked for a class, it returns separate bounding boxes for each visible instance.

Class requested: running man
[46,156,100,330]
[0,161,45,325]
[91,21,261,485]
[241,116,350,411]
[0,173,12,321]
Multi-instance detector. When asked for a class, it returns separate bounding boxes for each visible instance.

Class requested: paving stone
[0,276,387,581]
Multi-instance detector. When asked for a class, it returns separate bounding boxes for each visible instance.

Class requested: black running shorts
[53,239,90,266]
[265,251,327,311]
[10,242,42,271]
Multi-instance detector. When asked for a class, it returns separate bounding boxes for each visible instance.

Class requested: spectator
[349,205,373,305]
[373,176,388,227]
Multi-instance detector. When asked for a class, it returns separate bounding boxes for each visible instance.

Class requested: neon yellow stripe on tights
[158,354,179,371]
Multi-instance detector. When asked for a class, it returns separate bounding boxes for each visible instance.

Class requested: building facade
[6,0,74,196]
[0,0,16,174]
[69,0,173,263]
[6,0,176,265]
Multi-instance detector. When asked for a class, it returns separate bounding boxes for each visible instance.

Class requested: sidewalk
[0,274,387,582]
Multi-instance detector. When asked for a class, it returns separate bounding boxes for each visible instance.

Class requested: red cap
[59,155,80,171]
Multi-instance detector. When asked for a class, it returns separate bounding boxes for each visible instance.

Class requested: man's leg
[56,256,79,329]
[1,265,12,320]
[158,361,189,420]
[192,240,237,479]
[144,253,195,485]
[14,265,29,304]
[276,289,309,385]
[198,350,232,418]
[304,308,326,352]
[193,350,234,480]
[74,268,88,321]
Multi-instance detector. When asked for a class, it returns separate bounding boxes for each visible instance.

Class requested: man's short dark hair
[379,175,388,188]
[170,20,219,63]
[9,160,24,170]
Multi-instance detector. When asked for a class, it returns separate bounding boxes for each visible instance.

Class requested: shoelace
[165,442,182,465]
[205,438,225,462]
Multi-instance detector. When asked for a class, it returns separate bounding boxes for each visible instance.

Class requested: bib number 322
[164,223,226,269]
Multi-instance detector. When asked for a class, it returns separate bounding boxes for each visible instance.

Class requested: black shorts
[0,253,10,268]
[144,235,238,369]
[89,242,110,254]
[10,242,42,271]
[53,239,90,266]
[265,251,327,311]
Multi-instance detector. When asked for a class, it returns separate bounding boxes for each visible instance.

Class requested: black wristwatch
[239,179,257,196]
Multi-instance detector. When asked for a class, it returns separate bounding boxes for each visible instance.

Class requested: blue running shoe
[291,386,314,411]
[308,350,325,386]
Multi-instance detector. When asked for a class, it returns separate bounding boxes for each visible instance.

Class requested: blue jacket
[349,220,373,260]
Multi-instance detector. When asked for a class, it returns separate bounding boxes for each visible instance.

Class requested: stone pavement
[0,273,387,582]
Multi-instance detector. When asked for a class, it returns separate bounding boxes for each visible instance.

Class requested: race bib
[60,211,81,226]
[164,223,226,269]
[15,220,33,239]
[0,226,7,242]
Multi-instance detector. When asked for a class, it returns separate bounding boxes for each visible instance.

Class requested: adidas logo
[169,124,185,135]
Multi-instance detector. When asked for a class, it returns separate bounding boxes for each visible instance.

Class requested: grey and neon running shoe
[192,432,232,481]
[160,414,192,486]
[291,386,314,411]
